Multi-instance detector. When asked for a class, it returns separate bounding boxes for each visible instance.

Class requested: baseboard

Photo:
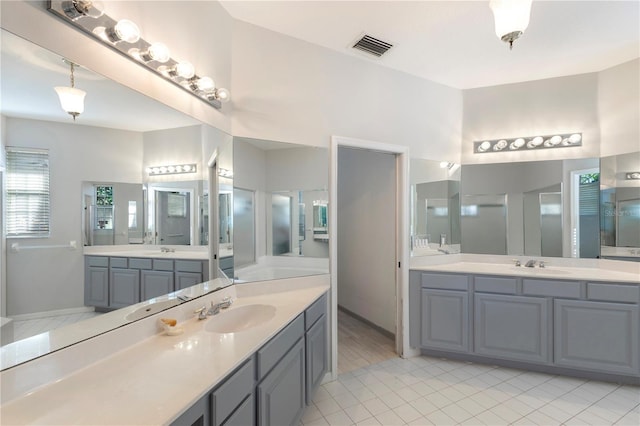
[10,306,96,321]
[338,305,395,340]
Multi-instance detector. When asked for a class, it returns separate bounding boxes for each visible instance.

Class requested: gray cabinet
[141,270,174,301]
[212,357,255,426]
[420,288,469,352]
[305,294,327,405]
[474,293,549,363]
[85,256,208,309]
[554,299,639,375]
[85,256,109,308]
[171,394,209,426]
[109,267,139,308]
[257,339,306,426]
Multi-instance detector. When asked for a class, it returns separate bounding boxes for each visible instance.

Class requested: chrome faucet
[525,259,537,268]
[207,296,233,316]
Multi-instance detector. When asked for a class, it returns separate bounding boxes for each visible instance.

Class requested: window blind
[6,148,50,237]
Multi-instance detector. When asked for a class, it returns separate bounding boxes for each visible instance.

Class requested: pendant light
[54,60,86,121]
[489,0,533,50]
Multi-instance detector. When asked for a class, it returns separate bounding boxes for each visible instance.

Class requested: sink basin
[125,299,181,321]
[205,304,276,333]
[508,267,570,275]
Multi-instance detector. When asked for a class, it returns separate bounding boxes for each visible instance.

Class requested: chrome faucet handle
[512,259,521,267]
[194,306,207,320]
[208,301,221,316]
[539,260,546,268]
[220,296,233,309]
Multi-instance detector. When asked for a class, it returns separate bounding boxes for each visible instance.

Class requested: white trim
[328,135,414,382]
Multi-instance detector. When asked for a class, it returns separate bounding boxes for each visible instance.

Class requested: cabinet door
[474,294,549,364]
[420,289,469,352]
[85,266,109,308]
[175,271,203,290]
[171,393,210,426]
[305,314,327,405]
[110,269,140,308]
[554,300,639,375]
[258,339,305,426]
[141,270,174,301]
[222,395,254,426]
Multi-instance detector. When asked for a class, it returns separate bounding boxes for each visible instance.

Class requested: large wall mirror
[460,158,600,258]
[410,158,461,256]
[0,29,232,368]
[600,151,640,261]
[232,137,330,282]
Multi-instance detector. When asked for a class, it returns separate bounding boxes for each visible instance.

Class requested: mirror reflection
[410,159,461,256]
[600,151,640,261]
[460,158,600,257]
[232,138,330,282]
[0,29,232,368]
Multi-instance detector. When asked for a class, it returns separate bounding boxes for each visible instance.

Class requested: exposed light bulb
[569,133,582,144]
[144,42,170,63]
[510,138,525,150]
[493,139,508,151]
[106,19,140,43]
[174,61,195,79]
[62,0,104,20]
[194,77,215,91]
[215,87,231,103]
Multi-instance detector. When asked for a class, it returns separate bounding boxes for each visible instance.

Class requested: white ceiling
[220,0,640,89]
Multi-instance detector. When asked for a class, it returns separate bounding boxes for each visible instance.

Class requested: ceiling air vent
[352,34,393,58]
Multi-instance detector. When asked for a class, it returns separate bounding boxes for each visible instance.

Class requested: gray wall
[337,147,397,334]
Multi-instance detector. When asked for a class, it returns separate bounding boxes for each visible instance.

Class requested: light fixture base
[500,31,523,50]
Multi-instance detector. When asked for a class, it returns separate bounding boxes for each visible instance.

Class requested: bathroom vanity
[0,276,329,425]
[409,262,640,384]
[84,248,234,310]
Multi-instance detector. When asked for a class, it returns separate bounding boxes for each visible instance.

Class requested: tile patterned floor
[338,308,397,374]
[11,311,102,342]
[304,356,640,425]
[324,311,639,425]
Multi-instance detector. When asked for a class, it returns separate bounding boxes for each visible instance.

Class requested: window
[95,185,113,229]
[6,147,50,237]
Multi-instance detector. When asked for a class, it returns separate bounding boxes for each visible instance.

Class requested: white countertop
[0,277,329,425]
[410,254,640,284]
[82,245,234,260]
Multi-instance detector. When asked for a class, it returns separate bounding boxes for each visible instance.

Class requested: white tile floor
[303,356,640,425]
[11,311,101,342]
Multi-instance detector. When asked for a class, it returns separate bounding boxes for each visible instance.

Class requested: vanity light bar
[626,172,640,180]
[47,1,230,109]
[146,164,197,176]
[474,133,582,154]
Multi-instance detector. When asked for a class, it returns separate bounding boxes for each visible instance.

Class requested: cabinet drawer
[175,260,203,273]
[213,357,255,426]
[305,293,327,330]
[153,259,174,271]
[87,256,108,267]
[257,314,304,379]
[220,256,234,270]
[522,279,581,298]
[110,257,128,268]
[474,276,517,294]
[587,283,640,303]
[421,273,469,291]
[129,258,152,270]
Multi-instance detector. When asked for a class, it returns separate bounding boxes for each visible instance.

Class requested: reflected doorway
[156,190,191,245]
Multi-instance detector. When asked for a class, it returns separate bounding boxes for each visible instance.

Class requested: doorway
[156,190,191,245]
[329,136,410,380]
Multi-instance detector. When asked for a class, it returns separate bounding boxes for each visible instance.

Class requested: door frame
[329,135,415,381]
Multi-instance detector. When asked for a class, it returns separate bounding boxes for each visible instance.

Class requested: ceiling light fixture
[48,0,230,109]
[489,0,533,50]
[474,133,582,154]
[54,60,86,121]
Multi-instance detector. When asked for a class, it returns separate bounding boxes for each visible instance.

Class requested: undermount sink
[205,304,277,334]
[125,299,181,321]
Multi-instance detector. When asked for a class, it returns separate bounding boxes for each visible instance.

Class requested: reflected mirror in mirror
[460,158,600,258]
[0,29,232,369]
[410,158,461,256]
[600,151,640,261]
[232,137,329,283]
